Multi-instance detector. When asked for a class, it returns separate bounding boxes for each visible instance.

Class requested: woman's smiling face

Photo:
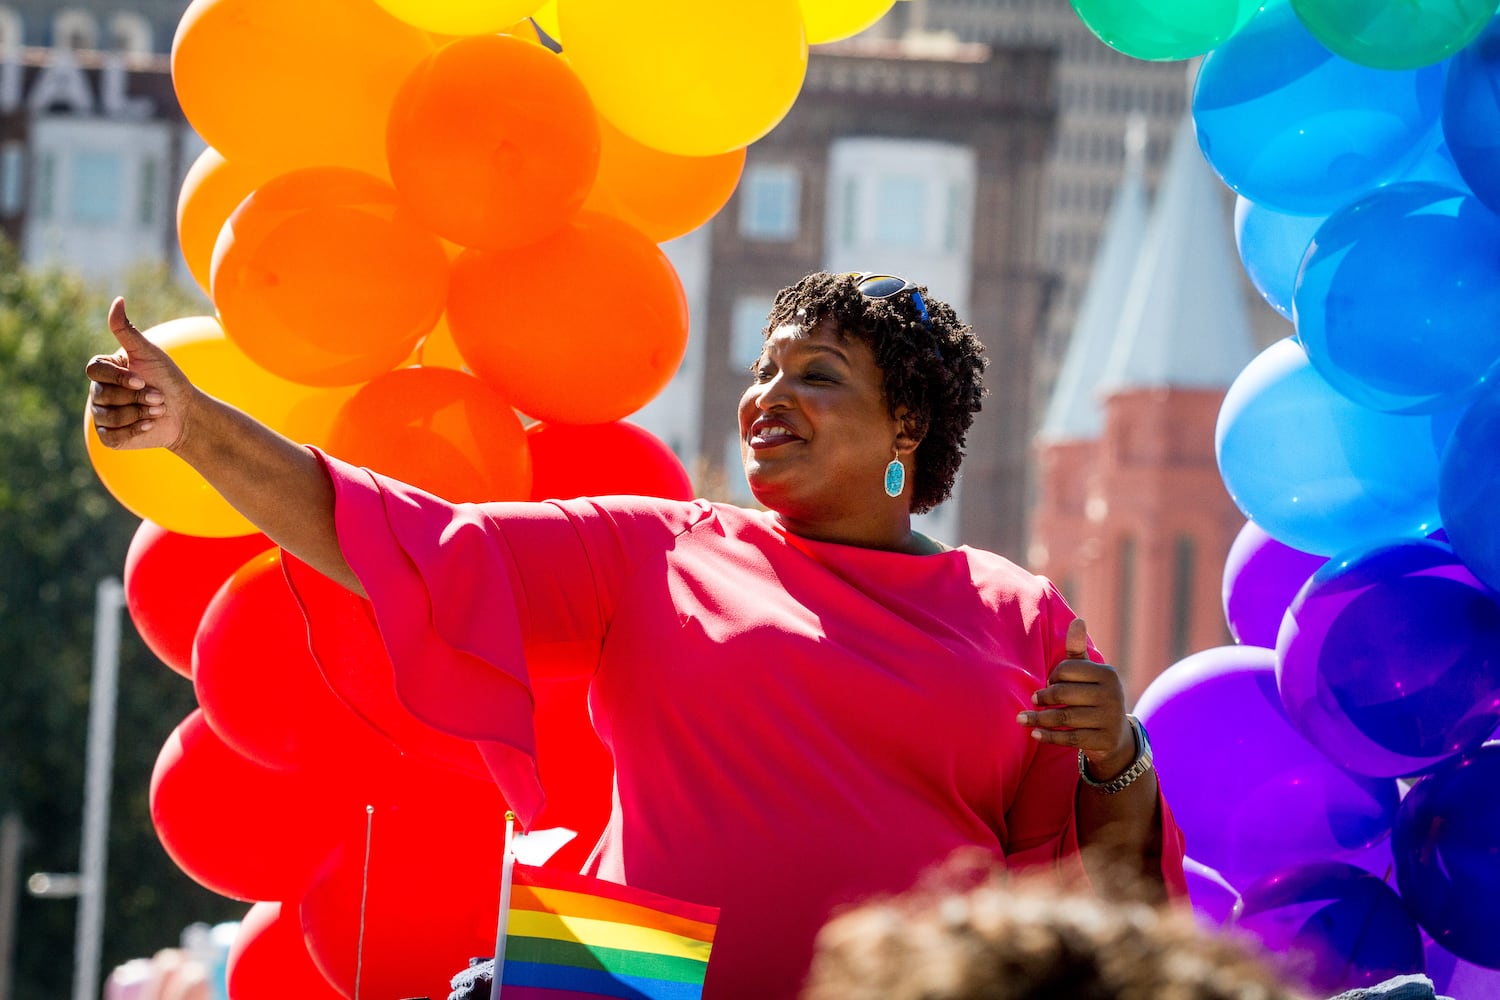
[738,320,908,528]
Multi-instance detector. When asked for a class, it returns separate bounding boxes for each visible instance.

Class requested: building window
[738,164,800,241]
[109,12,152,55]
[872,174,926,247]
[0,7,20,52]
[1171,536,1196,663]
[53,9,99,50]
[1116,534,1136,675]
[137,156,159,226]
[34,151,54,220]
[729,295,773,371]
[0,142,22,216]
[70,150,124,225]
[723,432,753,503]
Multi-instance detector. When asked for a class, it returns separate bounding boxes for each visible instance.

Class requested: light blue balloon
[1294,183,1500,414]
[1215,339,1444,556]
[1438,384,1500,593]
[1443,18,1500,218]
[1234,196,1325,322]
[1193,1,1444,215]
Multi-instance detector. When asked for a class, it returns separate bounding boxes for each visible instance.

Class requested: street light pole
[74,577,124,1000]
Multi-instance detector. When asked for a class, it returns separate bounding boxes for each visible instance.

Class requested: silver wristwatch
[1077,715,1154,794]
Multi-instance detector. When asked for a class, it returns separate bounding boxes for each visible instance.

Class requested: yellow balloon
[800,0,897,44]
[531,0,560,43]
[175,148,273,298]
[559,0,807,156]
[86,316,358,537]
[373,0,544,37]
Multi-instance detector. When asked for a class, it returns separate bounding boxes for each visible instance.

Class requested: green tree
[0,245,241,1000]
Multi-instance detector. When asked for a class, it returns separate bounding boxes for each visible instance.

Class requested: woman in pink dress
[87,271,1185,1000]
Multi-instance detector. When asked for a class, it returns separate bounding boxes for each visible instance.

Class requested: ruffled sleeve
[305,449,706,827]
[1002,581,1189,898]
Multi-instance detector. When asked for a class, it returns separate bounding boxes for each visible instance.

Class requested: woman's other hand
[1017,618,1135,780]
[87,297,197,452]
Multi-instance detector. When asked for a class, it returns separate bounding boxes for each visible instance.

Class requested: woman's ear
[893,406,927,457]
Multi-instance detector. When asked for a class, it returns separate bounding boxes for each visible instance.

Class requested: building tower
[1030,117,1256,700]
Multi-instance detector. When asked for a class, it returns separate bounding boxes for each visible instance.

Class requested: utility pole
[74,577,125,1000]
[0,812,22,1000]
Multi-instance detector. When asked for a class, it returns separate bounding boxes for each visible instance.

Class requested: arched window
[0,6,21,52]
[53,9,98,51]
[108,11,152,55]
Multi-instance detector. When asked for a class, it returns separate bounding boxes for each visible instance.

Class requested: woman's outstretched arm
[85,298,364,596]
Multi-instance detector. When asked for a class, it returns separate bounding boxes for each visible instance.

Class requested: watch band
[1078,715,1154,794]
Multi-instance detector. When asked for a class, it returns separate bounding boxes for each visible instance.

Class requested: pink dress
[313,452,1187,1000]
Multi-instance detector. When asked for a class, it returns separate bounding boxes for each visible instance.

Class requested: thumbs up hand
[86,298,197,452]
[1016,618,1136,782]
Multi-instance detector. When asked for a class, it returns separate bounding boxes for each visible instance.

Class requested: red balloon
[386,34,599,250]
[226,902,343,1000]
[123,521,272,678]
[300,763,509,1000]
[324,366,532,503]
[283,553,493,782]
[150,710,348,902]
[193,550,395,772]
[528,640,613,873]
[526,420,693,501]
[446,212,688,425]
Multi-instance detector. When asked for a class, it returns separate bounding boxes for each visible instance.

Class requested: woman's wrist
[1079,716,1154,794]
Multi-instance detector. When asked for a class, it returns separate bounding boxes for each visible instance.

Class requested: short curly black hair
[761,271,987,514]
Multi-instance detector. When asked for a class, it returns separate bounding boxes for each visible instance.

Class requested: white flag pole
[492,811,518,999]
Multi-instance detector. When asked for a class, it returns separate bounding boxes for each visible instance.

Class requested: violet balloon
[1134,645,1398,885]
[1394,743,1500,968]
[1235,861,1426,995]
[1184,857,1242,927]
[1276,538,1500,778]
[1222,520,1327,648]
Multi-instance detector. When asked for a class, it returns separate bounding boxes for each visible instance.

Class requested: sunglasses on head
[851,272,932,328]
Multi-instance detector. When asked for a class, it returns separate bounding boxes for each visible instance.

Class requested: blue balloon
[1443,19,1500,218]
[1426,939,1500,997]
[1276,538,1500,777]
[1394,743,1500,967]
[1193,1,1444,215]
[1236,861,1426,994]
[1295,183,1500,414]
[1234,196,1324,322]
[1439,384,1500,593]
[1135,645,1398,886]
[1216,339,1444,556]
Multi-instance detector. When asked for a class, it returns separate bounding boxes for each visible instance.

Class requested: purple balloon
[1135,646,1398,885]
[1223,520,1329,648]
[1276,538,1500,778]
[1236,861,1425,995]
[1394,743,1500,968]
[1426,939,1500,997]
[1184,857,1243,927]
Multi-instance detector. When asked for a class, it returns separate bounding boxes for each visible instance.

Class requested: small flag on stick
[492,814,719,1000]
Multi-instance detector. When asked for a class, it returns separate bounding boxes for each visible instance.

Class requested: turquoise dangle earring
[884,450,905,498]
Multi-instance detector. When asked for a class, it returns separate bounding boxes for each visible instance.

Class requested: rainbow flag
[493,860,720,1000]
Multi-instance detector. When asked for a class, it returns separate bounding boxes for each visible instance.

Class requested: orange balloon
[323,367,532,503]
[417,314,466,371]
[172,0,434,179]
[212,167,449,387]
[583,116,746,243]
[175,148,273,298]
[387,35,599,251]
[447,212,689,425]
[87,317,361,537]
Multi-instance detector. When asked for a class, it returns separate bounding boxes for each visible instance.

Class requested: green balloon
[1290,0,1496,70]
[1069,0,1262,61]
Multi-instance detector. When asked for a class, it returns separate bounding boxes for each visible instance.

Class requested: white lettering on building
[0,50,156,118]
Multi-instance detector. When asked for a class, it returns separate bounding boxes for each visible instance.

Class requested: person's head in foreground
[801,862,1306,1000]
[738,271,985,546]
